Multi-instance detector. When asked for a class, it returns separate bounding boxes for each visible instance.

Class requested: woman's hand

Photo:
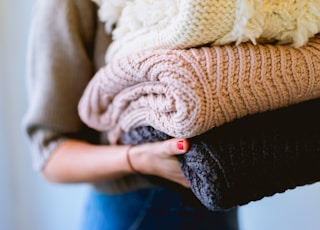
[127,139,190,188]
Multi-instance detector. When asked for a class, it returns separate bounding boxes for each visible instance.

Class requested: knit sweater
[78,36,320,144]
[121,98,320,210]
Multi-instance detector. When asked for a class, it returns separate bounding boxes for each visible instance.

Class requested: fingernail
[177,140,184,150]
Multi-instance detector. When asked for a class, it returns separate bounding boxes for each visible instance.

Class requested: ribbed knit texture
[121,99,320,211]
[78,36,320,144]
[95,0,320,61]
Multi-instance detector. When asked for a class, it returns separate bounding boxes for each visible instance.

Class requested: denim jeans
[80,187,238,230]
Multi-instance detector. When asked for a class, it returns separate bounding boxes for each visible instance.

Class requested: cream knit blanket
[78,36,320,144]
[94,0,320,62]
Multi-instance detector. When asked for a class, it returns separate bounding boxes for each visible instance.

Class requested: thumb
[164,138,189,156]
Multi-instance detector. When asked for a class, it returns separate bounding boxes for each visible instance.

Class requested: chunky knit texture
[121,99,320,210]
[94,0,320,61]
[78,36,320,144]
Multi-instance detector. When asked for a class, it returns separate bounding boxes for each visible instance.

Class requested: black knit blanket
[121,98,320,211]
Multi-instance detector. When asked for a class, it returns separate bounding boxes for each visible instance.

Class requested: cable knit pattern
[78,36,320,143]
[94,0,320,61]
[120,99,320,210]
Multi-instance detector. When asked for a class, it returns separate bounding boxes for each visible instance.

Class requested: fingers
[128,138,190,187]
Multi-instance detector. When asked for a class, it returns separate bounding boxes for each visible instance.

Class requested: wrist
[126,146,140,174]
[126,145,154,175]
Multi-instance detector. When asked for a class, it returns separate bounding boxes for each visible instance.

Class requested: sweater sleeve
[22,0,100,170]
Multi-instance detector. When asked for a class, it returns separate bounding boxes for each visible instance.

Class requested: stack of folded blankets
[79,0,320,210]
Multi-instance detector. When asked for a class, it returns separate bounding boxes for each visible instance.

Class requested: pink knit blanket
[78,36,320,144]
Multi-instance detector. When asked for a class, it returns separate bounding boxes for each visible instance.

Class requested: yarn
[94,0,320,62]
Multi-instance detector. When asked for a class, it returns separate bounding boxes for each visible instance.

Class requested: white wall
[1,0,320,230]
[0,1,89,230]
[239,183,320,230]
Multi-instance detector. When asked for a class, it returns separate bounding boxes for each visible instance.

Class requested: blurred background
[1,0,320,230]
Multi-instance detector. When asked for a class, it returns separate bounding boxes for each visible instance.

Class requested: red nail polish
[177,140,184,150]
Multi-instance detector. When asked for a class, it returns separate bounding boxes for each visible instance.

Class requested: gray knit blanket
[120,99,320,210]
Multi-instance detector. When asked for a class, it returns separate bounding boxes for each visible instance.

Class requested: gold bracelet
[126,146,139,174]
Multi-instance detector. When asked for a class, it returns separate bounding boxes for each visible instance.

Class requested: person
[24,0,320,229]
[23,0,238,229]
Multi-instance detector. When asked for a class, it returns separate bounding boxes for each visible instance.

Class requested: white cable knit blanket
[93,0,320,62]
[78,36,320,144]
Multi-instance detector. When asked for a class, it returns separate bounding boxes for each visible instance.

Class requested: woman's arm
[23,0,190,188]
[42,138,190,187]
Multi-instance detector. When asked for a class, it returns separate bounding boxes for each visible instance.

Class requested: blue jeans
[80,187,238,230]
